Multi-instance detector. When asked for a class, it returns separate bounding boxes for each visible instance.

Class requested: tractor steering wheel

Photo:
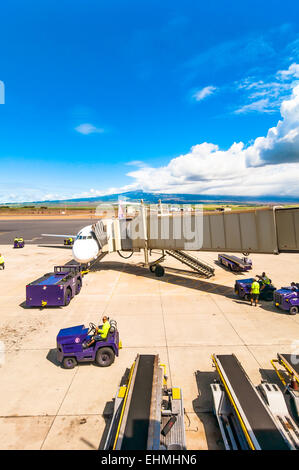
[88,322,97,335]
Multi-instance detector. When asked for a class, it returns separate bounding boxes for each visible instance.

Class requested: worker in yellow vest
[0,253,5,270]
[257,272,271,290]
[83,316,111,348]
[250,278,260,306]
[96,316,111,340]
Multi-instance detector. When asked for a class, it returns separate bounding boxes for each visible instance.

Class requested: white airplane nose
[72,239,99,263]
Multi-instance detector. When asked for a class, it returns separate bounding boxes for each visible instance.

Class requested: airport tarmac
[0,241,299,450]
[0,219,95,244]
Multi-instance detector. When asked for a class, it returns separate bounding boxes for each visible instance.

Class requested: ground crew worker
[250,278,260,306]
[83,316,111,348]
[259,272,271,285]
[257,272,271,290]
[291,282,299,291]
[96,316,110,340]
[0,253,4,270]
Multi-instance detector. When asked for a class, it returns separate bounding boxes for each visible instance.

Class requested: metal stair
[165,250,215,278]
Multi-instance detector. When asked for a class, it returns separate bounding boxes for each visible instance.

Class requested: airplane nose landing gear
[149,264,165,277]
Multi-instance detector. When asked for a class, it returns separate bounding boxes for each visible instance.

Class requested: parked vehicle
[235,278,276,301]
[218,253,252,272]
[56,320,121,368]
[26,265,82,307]
[274,284,299,315]
[14,237,25,248]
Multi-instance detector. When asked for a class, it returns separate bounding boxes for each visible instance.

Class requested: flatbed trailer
[271,353,299,420]
[211,354,299,450]
[26,265,82,307]
[104,354,186,450]
[218,253,252,272]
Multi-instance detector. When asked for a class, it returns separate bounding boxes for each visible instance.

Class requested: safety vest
[98,321,110,339]
[251,281,260,294]
[0,256,4,264]
[262,276,270,285]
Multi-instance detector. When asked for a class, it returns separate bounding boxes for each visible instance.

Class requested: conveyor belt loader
[211,354,299,450]
[271,353,299,421]
[104,354,186,450]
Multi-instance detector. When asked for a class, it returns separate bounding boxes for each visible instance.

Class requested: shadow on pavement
[192,370,225,450]
[98,367,131,450]
[91,260,236,298]
[46,348,60,367]
[214,260,245,276]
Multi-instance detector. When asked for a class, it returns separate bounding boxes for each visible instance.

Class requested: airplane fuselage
[72,225,100,264]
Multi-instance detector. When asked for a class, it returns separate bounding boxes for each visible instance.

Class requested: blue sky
[1,0,299,202]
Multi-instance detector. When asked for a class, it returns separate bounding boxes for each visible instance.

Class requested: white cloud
[75,123,104,135]
[124,78,299,197]
[0,188,68,203]
[277,62,299,80]
[193,86,217,102]
[235,98,274,114]
[234,71,296,114]
[125,160,146,167]
[245,83,299,166]
[3,65,299,204]
[0,80,4,104]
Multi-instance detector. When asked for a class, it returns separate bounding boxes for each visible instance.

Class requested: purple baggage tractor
[26,265,82,307]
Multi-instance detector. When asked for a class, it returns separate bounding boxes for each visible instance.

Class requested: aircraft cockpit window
[75,234,92,240]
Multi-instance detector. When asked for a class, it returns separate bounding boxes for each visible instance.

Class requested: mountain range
[5,190,299,206]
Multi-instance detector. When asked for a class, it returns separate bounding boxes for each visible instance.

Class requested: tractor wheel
[63,357,77,369]
[289,306,298,315]
[64,288,72,306]
[95,347,115,367]
[149,265,156,273]
[75,279,82,295]
[155,265,165,277]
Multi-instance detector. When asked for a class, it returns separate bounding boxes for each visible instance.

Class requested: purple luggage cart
[26,265,82,307]
[218,253,252,272]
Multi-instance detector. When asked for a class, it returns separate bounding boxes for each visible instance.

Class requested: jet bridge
[201,206,299,254]
[211,354,299,450]
[96,206,299,256]
[104,354,186,450]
